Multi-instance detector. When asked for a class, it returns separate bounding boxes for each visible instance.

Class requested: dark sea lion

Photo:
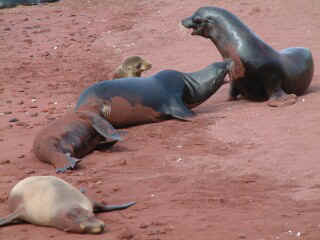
[0,176,135,234]
[33,98,122,173]
[0,0,59,8]
[76,59,233,128]
[113,56,152,79]
[182,7,314,107]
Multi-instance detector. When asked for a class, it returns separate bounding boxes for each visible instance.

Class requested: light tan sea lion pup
[0,176,135,234]
[112,56,152,79]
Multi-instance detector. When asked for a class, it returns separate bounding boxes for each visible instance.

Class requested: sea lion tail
[0,211,22,226]
[93,201,136,213]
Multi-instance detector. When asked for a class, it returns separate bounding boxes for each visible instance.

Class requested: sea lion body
[113,56,152,79]
[0,0,59,8]
[0,176,135,234]
[182,7,314,106]
[33,99,122,173]
[76,60,233,128]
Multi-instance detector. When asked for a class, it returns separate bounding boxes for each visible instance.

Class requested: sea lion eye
[193,16,202,24]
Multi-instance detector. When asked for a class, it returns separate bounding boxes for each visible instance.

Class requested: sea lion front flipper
[267,87,297,107]
[56,153,81,174]
[0,210,23,226]
[163,98,195,121]
[91,115,122,142]
[93,201,136,213]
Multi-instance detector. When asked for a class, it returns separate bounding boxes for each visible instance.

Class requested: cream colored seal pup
[0,176,135,234]
[112,56,152,79]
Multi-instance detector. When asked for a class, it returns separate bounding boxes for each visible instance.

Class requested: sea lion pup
[182,7,314,107]
[76,59,233,128]
[0,176,135,234]
[33,98,122,173]
[112,56,152,79]
[0,0,59,9]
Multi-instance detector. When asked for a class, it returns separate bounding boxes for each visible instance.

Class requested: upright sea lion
[76,59,233,128]
[182,7,314,107]
[0,0,59,9]
[33,98,122,173]
[0,176,135,234]
[113,56,152,79]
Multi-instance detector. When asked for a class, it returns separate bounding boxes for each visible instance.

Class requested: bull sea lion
[182,7,314,107]
[113,56,152,79]
[0,176,135,234]
[33,98,122,173]
[76,59,233,128]
[0,0,59,9]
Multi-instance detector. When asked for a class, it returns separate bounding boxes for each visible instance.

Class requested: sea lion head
[66,207,105,234]
[124,56,152,77]
[181,7,233,38]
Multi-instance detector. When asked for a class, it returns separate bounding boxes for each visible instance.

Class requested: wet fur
[33,100,121,173]
[182,7,314,103]
[76,60,232,128]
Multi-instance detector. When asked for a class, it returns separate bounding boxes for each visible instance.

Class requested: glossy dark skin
[76,60,232,128]
[0,0,59,8]
[182,7,314,106]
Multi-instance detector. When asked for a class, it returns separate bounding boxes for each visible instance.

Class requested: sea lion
[0,0,59,9]
[0,176,135,234]
[113,56,152,79]
[76,59,233,128]
[182,7,314,107]
[33,98,122,173]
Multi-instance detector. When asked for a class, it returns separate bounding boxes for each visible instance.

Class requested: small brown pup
[112,56,152,79]
[0,176,135,234]
[33,98,122,173]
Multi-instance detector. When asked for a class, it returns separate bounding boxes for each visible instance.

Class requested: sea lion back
[9,176,92,226]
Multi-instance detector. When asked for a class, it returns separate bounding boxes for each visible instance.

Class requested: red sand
[0,0,320,239]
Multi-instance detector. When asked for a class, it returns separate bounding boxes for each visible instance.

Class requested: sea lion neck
[204,7,275,59]
[182,61,230,108]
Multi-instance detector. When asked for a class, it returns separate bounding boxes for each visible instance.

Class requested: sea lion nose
[181,17,194,28]
[90,221,105,234]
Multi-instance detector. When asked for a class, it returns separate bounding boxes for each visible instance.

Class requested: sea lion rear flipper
[93,201,136,213]
[91,115,122,142]
[163,98,195,121]
[0,211,23,226]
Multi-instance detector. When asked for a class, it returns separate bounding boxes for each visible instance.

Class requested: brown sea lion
[0,176,135,234]
[76,59,233,128]
[182,7,314,107]
[33,98,122,173]
[112,56,152,79]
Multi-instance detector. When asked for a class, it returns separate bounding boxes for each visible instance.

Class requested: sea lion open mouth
[182,15,209,36]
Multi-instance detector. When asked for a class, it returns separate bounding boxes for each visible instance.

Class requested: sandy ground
[0,0,320,239]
